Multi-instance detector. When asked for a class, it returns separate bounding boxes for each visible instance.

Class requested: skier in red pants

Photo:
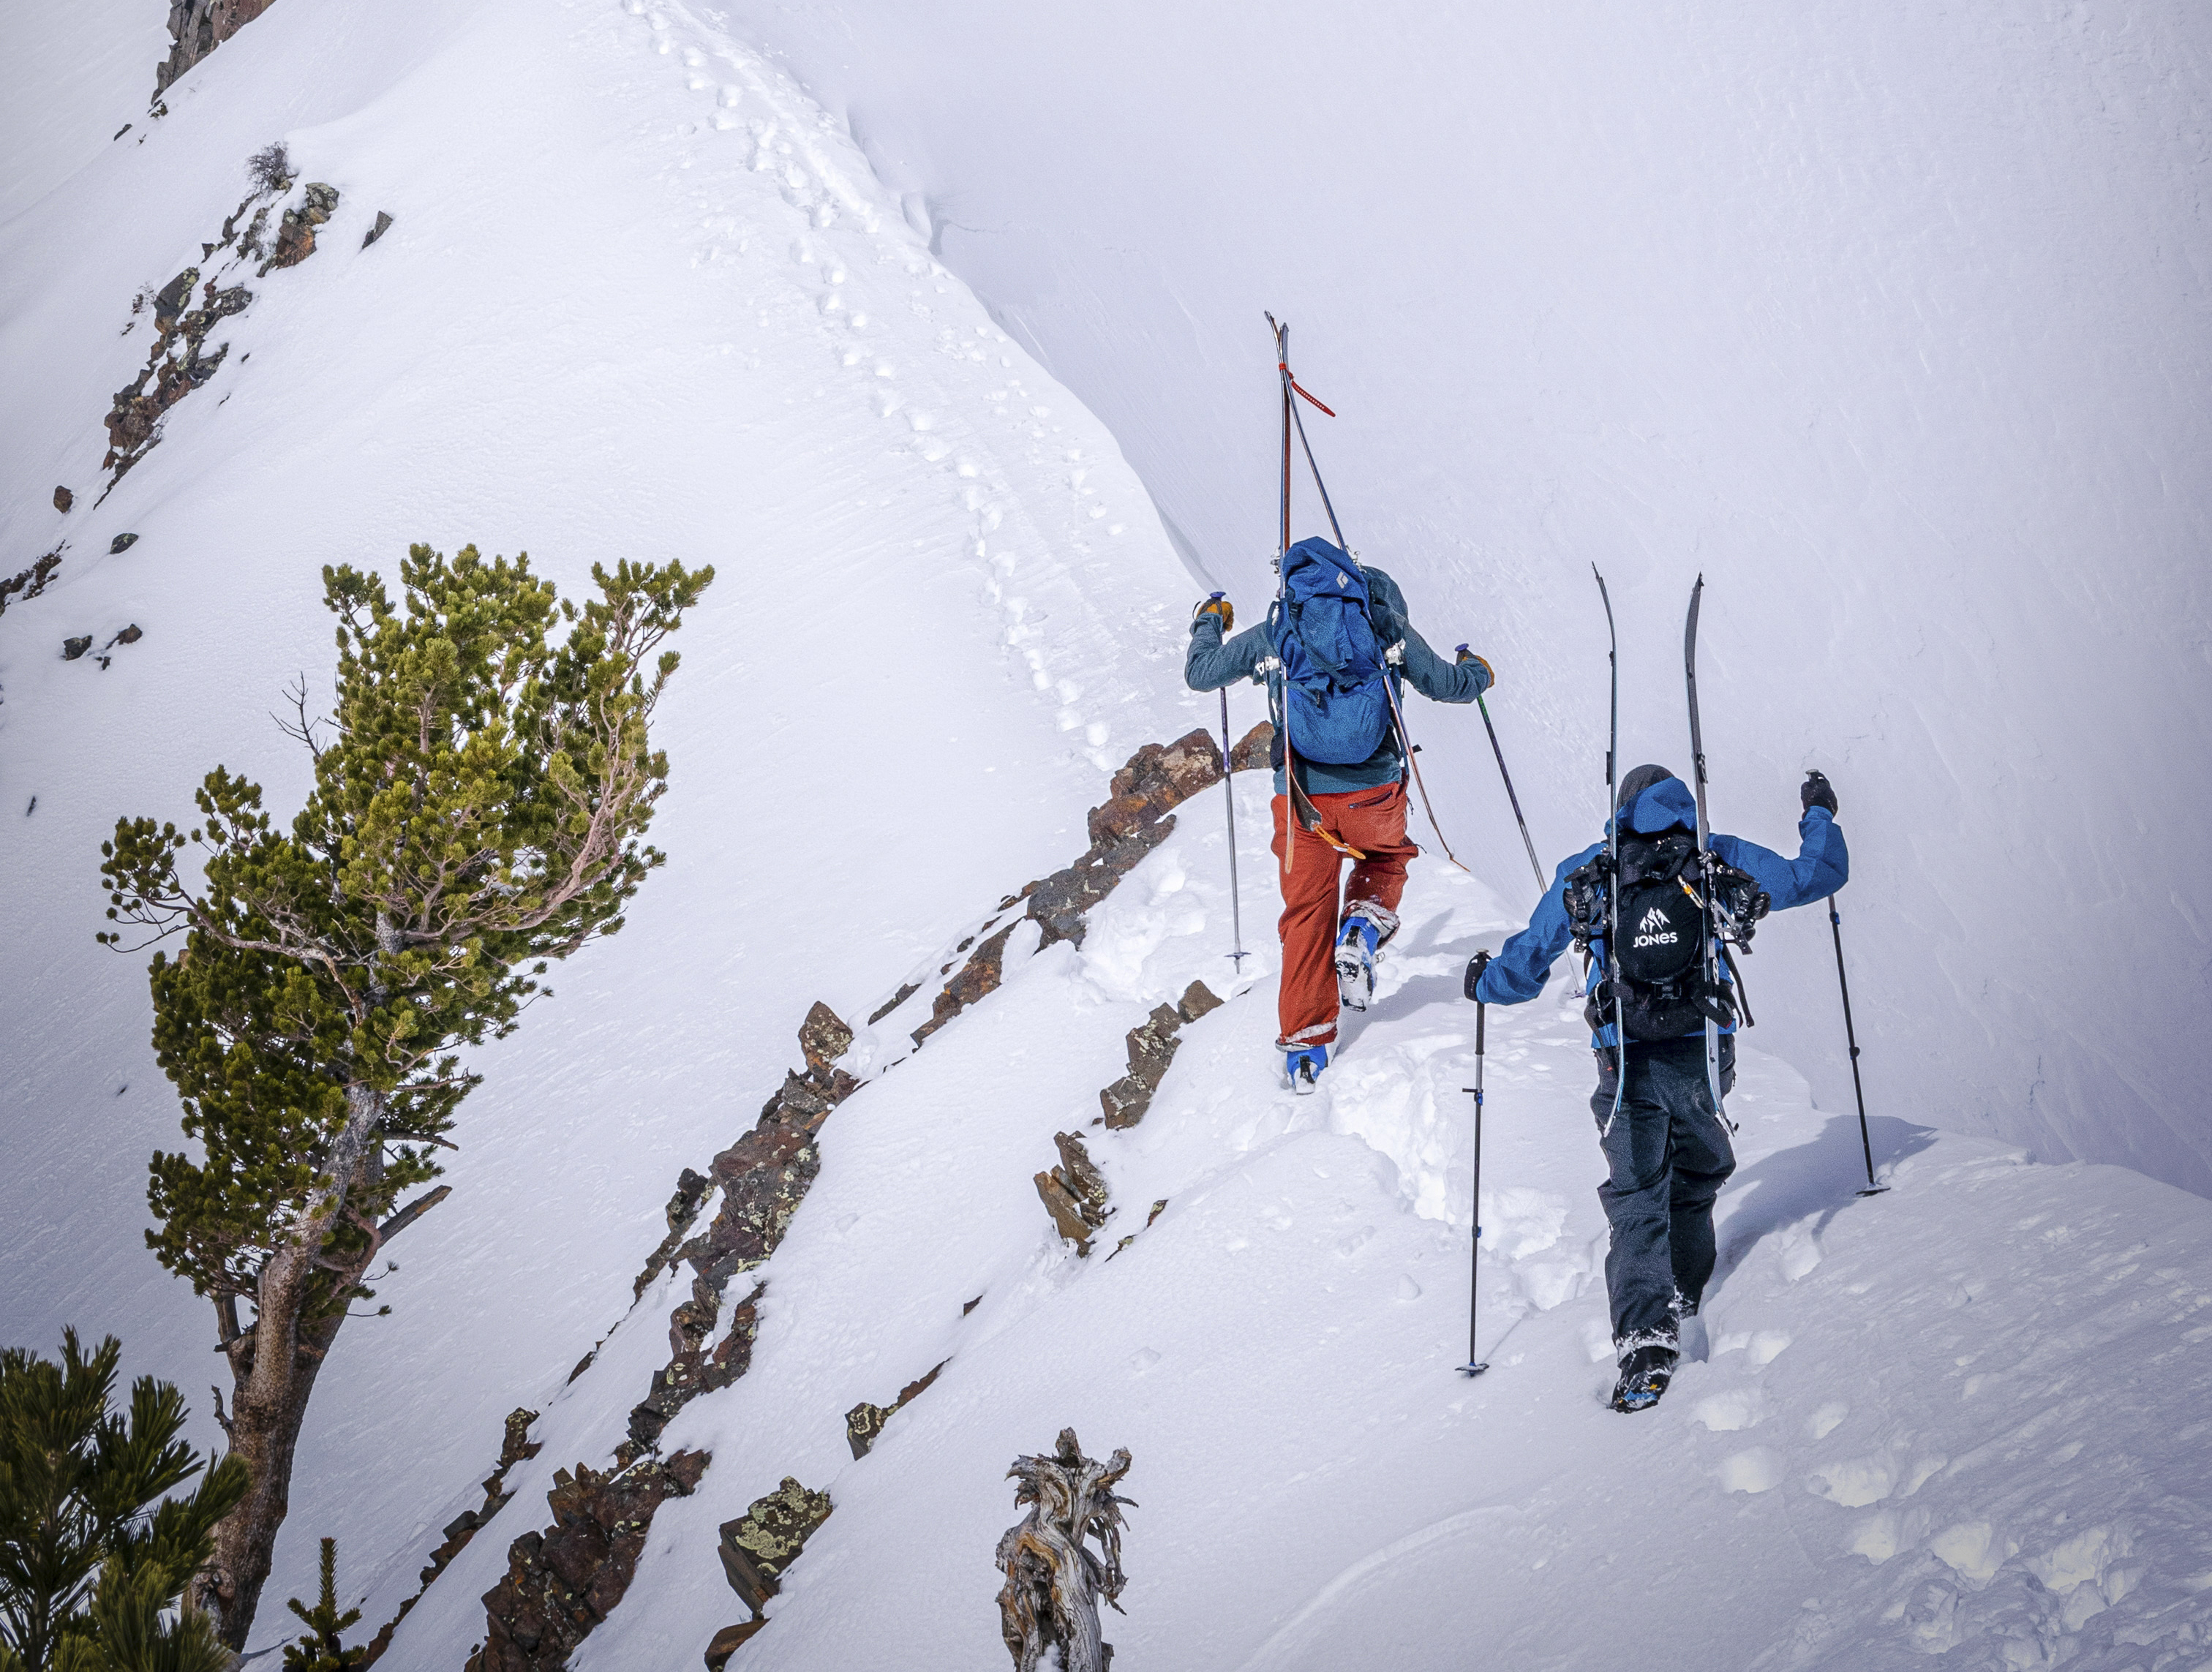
[1186,537,1491,1091]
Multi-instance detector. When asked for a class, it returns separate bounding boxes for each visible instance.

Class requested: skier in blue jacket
[1469,764,1848,1411]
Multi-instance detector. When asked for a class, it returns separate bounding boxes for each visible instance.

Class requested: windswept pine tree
[0,1330,249,1672]
[97,544,712,1649]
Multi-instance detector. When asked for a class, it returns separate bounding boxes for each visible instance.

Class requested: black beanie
[1616,763,1675,811]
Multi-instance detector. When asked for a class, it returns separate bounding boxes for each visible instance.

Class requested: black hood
[1616,763,1675,810]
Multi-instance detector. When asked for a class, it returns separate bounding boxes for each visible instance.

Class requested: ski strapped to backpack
[1684,574,1734,1130]
[1262,314,1475,878]
[1265,316,1363,873]
[1582,569,1769,1136]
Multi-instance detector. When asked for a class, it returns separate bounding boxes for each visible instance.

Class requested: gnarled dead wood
[994,1428,1133,1672]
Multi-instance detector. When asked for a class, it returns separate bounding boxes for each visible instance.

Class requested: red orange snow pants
[1270,779,1419,1050]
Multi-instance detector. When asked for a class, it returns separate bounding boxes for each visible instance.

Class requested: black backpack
[1564,831,1769,1042]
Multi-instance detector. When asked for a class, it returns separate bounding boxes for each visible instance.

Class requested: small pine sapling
[98,544,712,1648]
[280,1540,364,1670]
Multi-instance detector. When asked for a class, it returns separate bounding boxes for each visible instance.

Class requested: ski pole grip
[1464,949,1491,1005]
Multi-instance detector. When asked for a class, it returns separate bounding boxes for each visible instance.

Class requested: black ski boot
[1610,1344,1679,1413]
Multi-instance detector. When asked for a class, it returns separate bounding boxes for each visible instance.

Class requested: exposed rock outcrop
[467,1448,709,1672]
[913,728,1235,1046]
[100,166,335,485]
[154,0,280,99]
[264,182,339,273]
[844,1358,947,1460]
[624,1002,859,1454]
[1099,980,1221,1129]
[103,272,251,478]
[1036,1131,1112,1256]
[629,1165,714,1300]
[52,487,71,513]
[705,1477,833,1664]
[360,1408,542,1664]
[1229,718,1274,772]
[0,551,63,617]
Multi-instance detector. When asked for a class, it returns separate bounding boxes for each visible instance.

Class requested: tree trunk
[200,1082,385,1649]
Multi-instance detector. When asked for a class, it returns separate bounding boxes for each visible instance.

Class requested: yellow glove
[1456,645,1494,690]
[1193,593,1234,633]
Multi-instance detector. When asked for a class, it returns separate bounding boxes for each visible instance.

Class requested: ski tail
[1683,575,1733,1134]
[1594,565,1625,1135]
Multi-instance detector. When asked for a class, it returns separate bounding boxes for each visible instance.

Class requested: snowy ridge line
[609,0,1191,776]
[1,0,1207,1641]
[394,727,1250,1663]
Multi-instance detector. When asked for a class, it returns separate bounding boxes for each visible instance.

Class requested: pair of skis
[1591,569,1731,1131]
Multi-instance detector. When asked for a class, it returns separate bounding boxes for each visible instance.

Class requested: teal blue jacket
[1184,566,1489,794]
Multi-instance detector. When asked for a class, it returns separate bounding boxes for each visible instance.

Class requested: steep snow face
[383,777,2212,1672]
[0,0,1200,1624]
[707,0,2212,1194]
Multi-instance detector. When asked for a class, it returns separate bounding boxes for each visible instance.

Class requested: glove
[1455,645,1495,691]
[1463,948,1491,1003]
[1801,769,1838,816]
[1192,592,1233,634]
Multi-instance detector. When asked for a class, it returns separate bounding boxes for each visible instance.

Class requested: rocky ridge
[456,728,1271,1666]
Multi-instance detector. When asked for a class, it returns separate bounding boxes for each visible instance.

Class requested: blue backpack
[1274,537,1396,767]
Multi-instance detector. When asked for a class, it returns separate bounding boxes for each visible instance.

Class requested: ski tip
[1457,1361,1490,1378]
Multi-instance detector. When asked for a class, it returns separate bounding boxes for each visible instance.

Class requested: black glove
[1463,948,1491,1003]
[1192,592,1233,634]
[1801,770,1837,816]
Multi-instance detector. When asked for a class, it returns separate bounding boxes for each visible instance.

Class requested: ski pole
[1459,953,1491,1377]
[1217,672,1247,971]
[1459,654,1546,897]
[1827,895,1886,1196]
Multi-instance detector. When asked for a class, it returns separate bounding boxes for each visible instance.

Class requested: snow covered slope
[0,0,1201,1626]
[4,3,2209,1668]
[380,780,2212,1671]
[712,0,2212,1194]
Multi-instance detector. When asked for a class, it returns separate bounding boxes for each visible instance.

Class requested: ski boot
[1285,1044,1328,1096]
[1335,917,1380,1012]
[1669,1287,1708,1361]
[1610,1344,1679,1413]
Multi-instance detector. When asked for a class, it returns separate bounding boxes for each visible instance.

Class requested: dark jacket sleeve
[1363,567,1489,703]
[1185,616,1274,692]
[1475,841,1603,1005]
[1711,807,1848,911]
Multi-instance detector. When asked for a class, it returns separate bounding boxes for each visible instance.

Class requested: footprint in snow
[1718,1446,1785,1494]
[1692,1387,1767,1432]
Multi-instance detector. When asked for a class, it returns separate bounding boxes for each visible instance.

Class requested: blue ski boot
[1335,916,1380,1012]
[1285,1043,1328,1096]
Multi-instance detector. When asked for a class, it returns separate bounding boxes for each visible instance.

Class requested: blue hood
[1609,775,1699,838]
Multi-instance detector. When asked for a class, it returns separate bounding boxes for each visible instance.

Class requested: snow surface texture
[347,783,2212,1668]
[0,0,1199,1631]
[709,0,2212,1194]
[3,1,2211,1667]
